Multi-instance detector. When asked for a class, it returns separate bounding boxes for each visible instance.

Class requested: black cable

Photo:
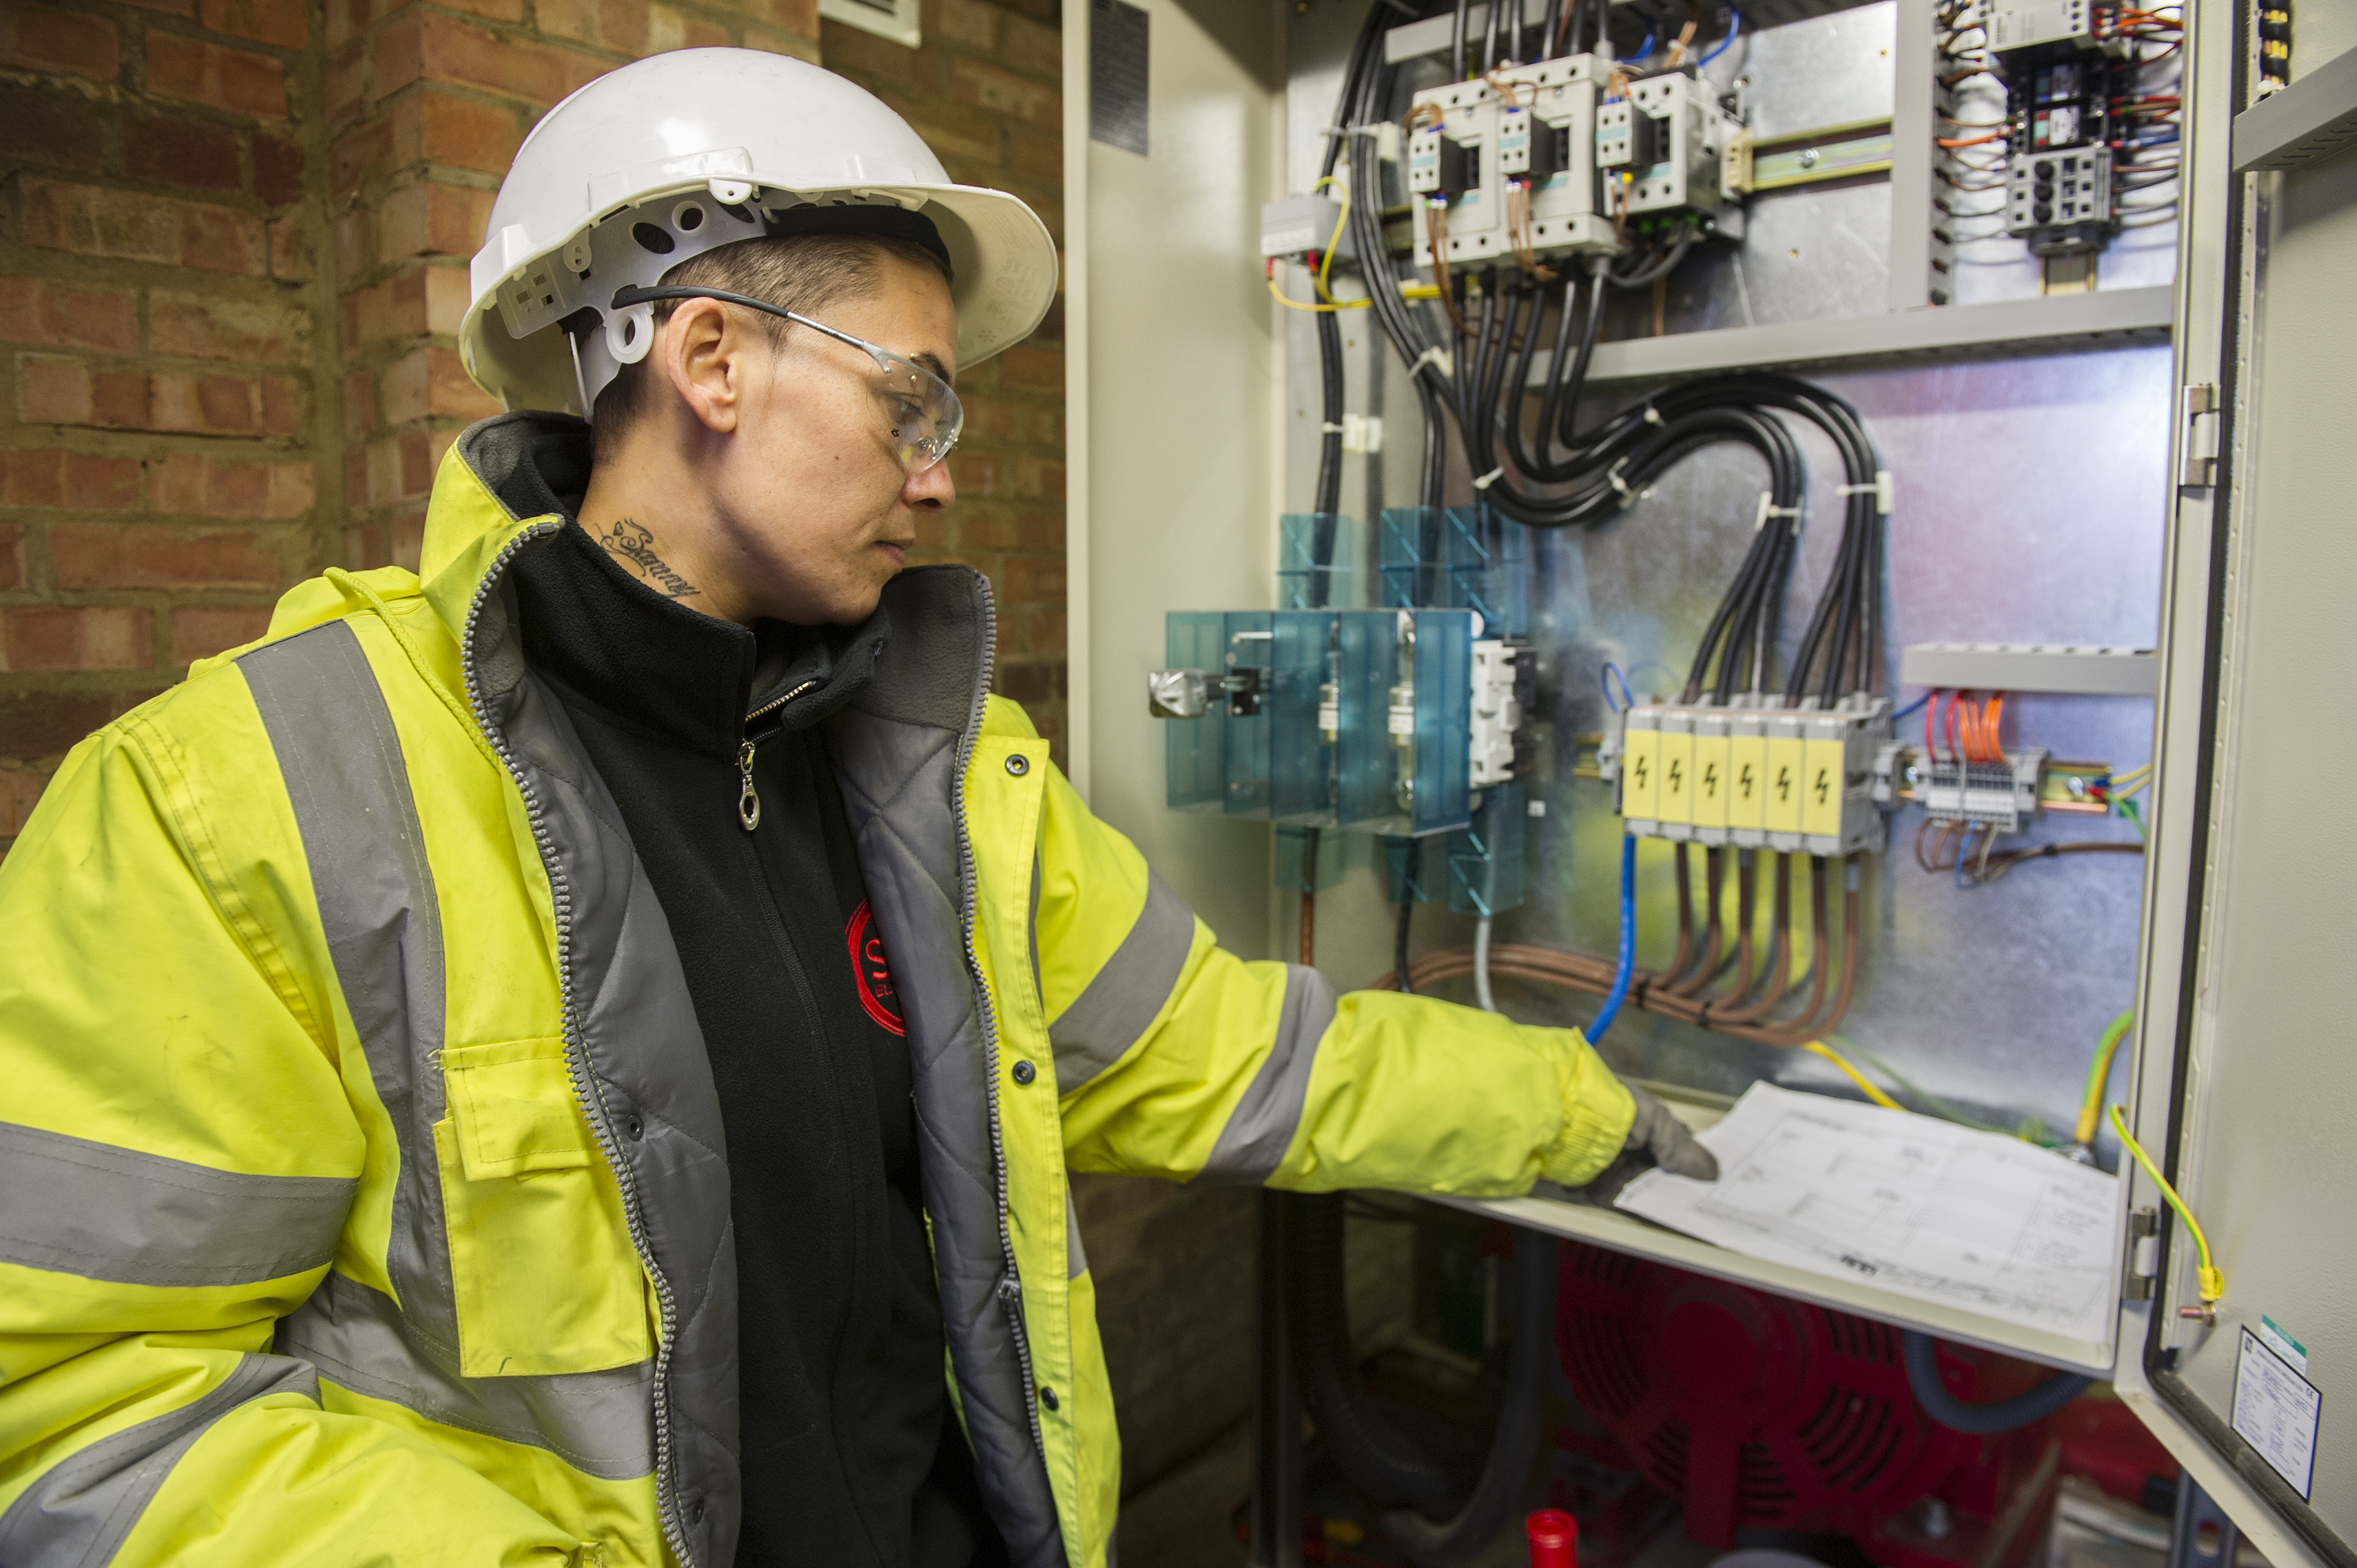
[1395,895,1416,995]
[1902,1332,2092,1435]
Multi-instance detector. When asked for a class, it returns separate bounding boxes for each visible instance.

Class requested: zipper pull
[737,740,761,832]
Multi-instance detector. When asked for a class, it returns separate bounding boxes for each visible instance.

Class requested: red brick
[0,281,139,354]
[821,22,939,85]
[0,524,20,589]
[125,114,242,192]
[149,452,315,518]
[935,0,996,49]
[330,0,522,47]
[0,607,153,673]
[0,449,143,511]
[0,89,105,172]
[867,86,999,165]
[326,39,365,125]
[949,56,1058,130]
[340,271,429,349]
[743,20,822,61]
[1002,12,1059,78]
[1015,456,1064,501]
[343,368,377,436]
[356,432,439,506]
[50,524,280,590]
[268,214,311,280]
[0,5,120,81]
[997,343,1062,394]
[254,133,307,203]
[0,769,47,836]
[336,208,369,282]
[18,355,302,436]
[0,691,118,757]
[999,555,1064,602]
[145,30,287,118]
[1009,126,1058,182]
[119,0,198,12]
[377,180,494,262]
[151,292,308,364]
[333,91,522,199]
[21,179,269,276]
[383,345,500,424]
[198,0,308,49]
[172,605,274,663]
[373,11,606,108]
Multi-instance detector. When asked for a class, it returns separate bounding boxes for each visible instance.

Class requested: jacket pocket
[435,1038,655,1378]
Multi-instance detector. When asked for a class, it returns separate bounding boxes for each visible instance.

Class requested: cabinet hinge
[2181,384,2221,489]
[2124,1205,2160,1301]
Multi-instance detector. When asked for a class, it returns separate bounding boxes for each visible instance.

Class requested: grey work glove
[1624,1082,1719,1180]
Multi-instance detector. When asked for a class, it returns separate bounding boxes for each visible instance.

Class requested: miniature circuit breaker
[1609,697,1893,857]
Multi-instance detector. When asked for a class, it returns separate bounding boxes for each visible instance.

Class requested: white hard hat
[462,48,1058,419]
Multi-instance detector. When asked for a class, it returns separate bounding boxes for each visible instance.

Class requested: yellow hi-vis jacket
[0,412,1638,1568]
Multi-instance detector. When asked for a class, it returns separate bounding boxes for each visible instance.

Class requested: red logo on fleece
[845,900,905,1037]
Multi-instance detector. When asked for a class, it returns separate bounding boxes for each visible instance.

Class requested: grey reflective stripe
[1046,871,1196,1093]
[0,1121,352,1288]
[276,1270,656,1481]
[1064,1190,1087,1280]
[239,621,457,1344]
[0,1353,318,1566]
[1201,965,1337,1184]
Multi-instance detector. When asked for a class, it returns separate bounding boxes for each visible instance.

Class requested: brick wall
[1,0,334,849]
[0,0,1069,851]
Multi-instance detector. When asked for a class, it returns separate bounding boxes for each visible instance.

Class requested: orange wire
[1938,131,2008,148]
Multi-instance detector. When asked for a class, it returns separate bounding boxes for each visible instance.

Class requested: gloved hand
[1623,1081,1718,1180]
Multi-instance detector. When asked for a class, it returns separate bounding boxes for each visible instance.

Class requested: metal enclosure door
[2116,4,2357,1565]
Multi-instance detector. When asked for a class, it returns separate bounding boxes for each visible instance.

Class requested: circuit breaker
[1406,55,1619,266]
[1597,71,1744,228]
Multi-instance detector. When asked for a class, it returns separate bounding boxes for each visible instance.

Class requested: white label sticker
[2233,1328,2321,1500]
[2260,1315,2309,1374]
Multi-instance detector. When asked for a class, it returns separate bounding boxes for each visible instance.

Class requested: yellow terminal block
[1692,708,1731,832]
[1764,722,1806,835]
[1620,705,1661,823]
[1657,713,1695,826]
[1619,697,1890,856]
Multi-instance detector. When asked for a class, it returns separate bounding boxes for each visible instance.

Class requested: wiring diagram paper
[1615,1082,2122,1340]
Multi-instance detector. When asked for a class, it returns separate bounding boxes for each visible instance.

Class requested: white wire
[1473,916,1499,1012]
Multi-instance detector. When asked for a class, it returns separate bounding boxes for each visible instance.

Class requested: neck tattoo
[594,518,699,599]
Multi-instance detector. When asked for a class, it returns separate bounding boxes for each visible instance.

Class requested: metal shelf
[2234,43,2357,173]
[1543,286,2175,385]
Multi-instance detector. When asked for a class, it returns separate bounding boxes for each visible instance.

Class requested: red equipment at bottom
[1527,1508,1579,1568]
[1555,1244,2063,1568]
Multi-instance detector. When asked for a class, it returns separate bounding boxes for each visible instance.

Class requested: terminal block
[2005,143,2113,255]
[1598,73,1744,230]
[1469,639,1533,787]
[1406,54,1620,267]
[1872,744,2050,834]
[1614,696,1892,857]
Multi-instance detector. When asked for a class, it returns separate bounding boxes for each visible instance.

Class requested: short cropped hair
[590,233,951,461]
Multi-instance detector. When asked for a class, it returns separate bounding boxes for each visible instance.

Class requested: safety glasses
[610,284,963,473]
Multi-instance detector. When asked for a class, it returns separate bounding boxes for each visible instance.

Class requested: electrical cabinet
[1067,0,2357,1561]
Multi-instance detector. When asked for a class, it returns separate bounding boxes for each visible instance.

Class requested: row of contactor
[1602,697,1892,856]
[1404,61,1740,265]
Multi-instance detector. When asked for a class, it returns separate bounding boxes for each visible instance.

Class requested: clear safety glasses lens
[858,346,963,473]
[606,285,961,474]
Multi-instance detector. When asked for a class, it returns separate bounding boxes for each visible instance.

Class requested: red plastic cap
[1526,1509,1579,1568]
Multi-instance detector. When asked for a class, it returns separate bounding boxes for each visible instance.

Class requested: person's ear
[659,297,745,435]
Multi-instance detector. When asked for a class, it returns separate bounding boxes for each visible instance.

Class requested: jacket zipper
[944,584,1048,1458]
[456,520,700,1568]
[735,679,816,832]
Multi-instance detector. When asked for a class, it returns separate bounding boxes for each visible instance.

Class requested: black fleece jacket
[510,514,1001,1568]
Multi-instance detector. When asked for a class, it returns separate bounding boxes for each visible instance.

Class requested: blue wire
[1589,834,1638,1041]
[1634,27,1655,60]
[1955,822,1977,889]
[1601,662,1635,714]
[1699,6,1741,65]
[1892,691,1931,723]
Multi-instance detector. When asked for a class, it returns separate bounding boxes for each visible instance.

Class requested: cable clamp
[1411,344,1455,379]
[1835,469,1895,514]
[1471,466,1505,491]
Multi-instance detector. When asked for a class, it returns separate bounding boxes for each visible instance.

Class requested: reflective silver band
[1200,965,1337,1184]
[277,1271,656,1481]
[1064,1190,1088,1280]
[0,1353,318,1565]
[1046,871,1196,1093]
[0,1120,353,1287]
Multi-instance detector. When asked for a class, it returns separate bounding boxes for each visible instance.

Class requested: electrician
[0,50,1713,1568]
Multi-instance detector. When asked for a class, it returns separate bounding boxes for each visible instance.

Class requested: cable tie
[1411,345,1455,379]
[1753,491,1802,530]
[1607,458,1649,509]
[1835,470,1895,513]
[1643,405,1665,425]
[1471,466,1505,491]
[1320,421,1346,434]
